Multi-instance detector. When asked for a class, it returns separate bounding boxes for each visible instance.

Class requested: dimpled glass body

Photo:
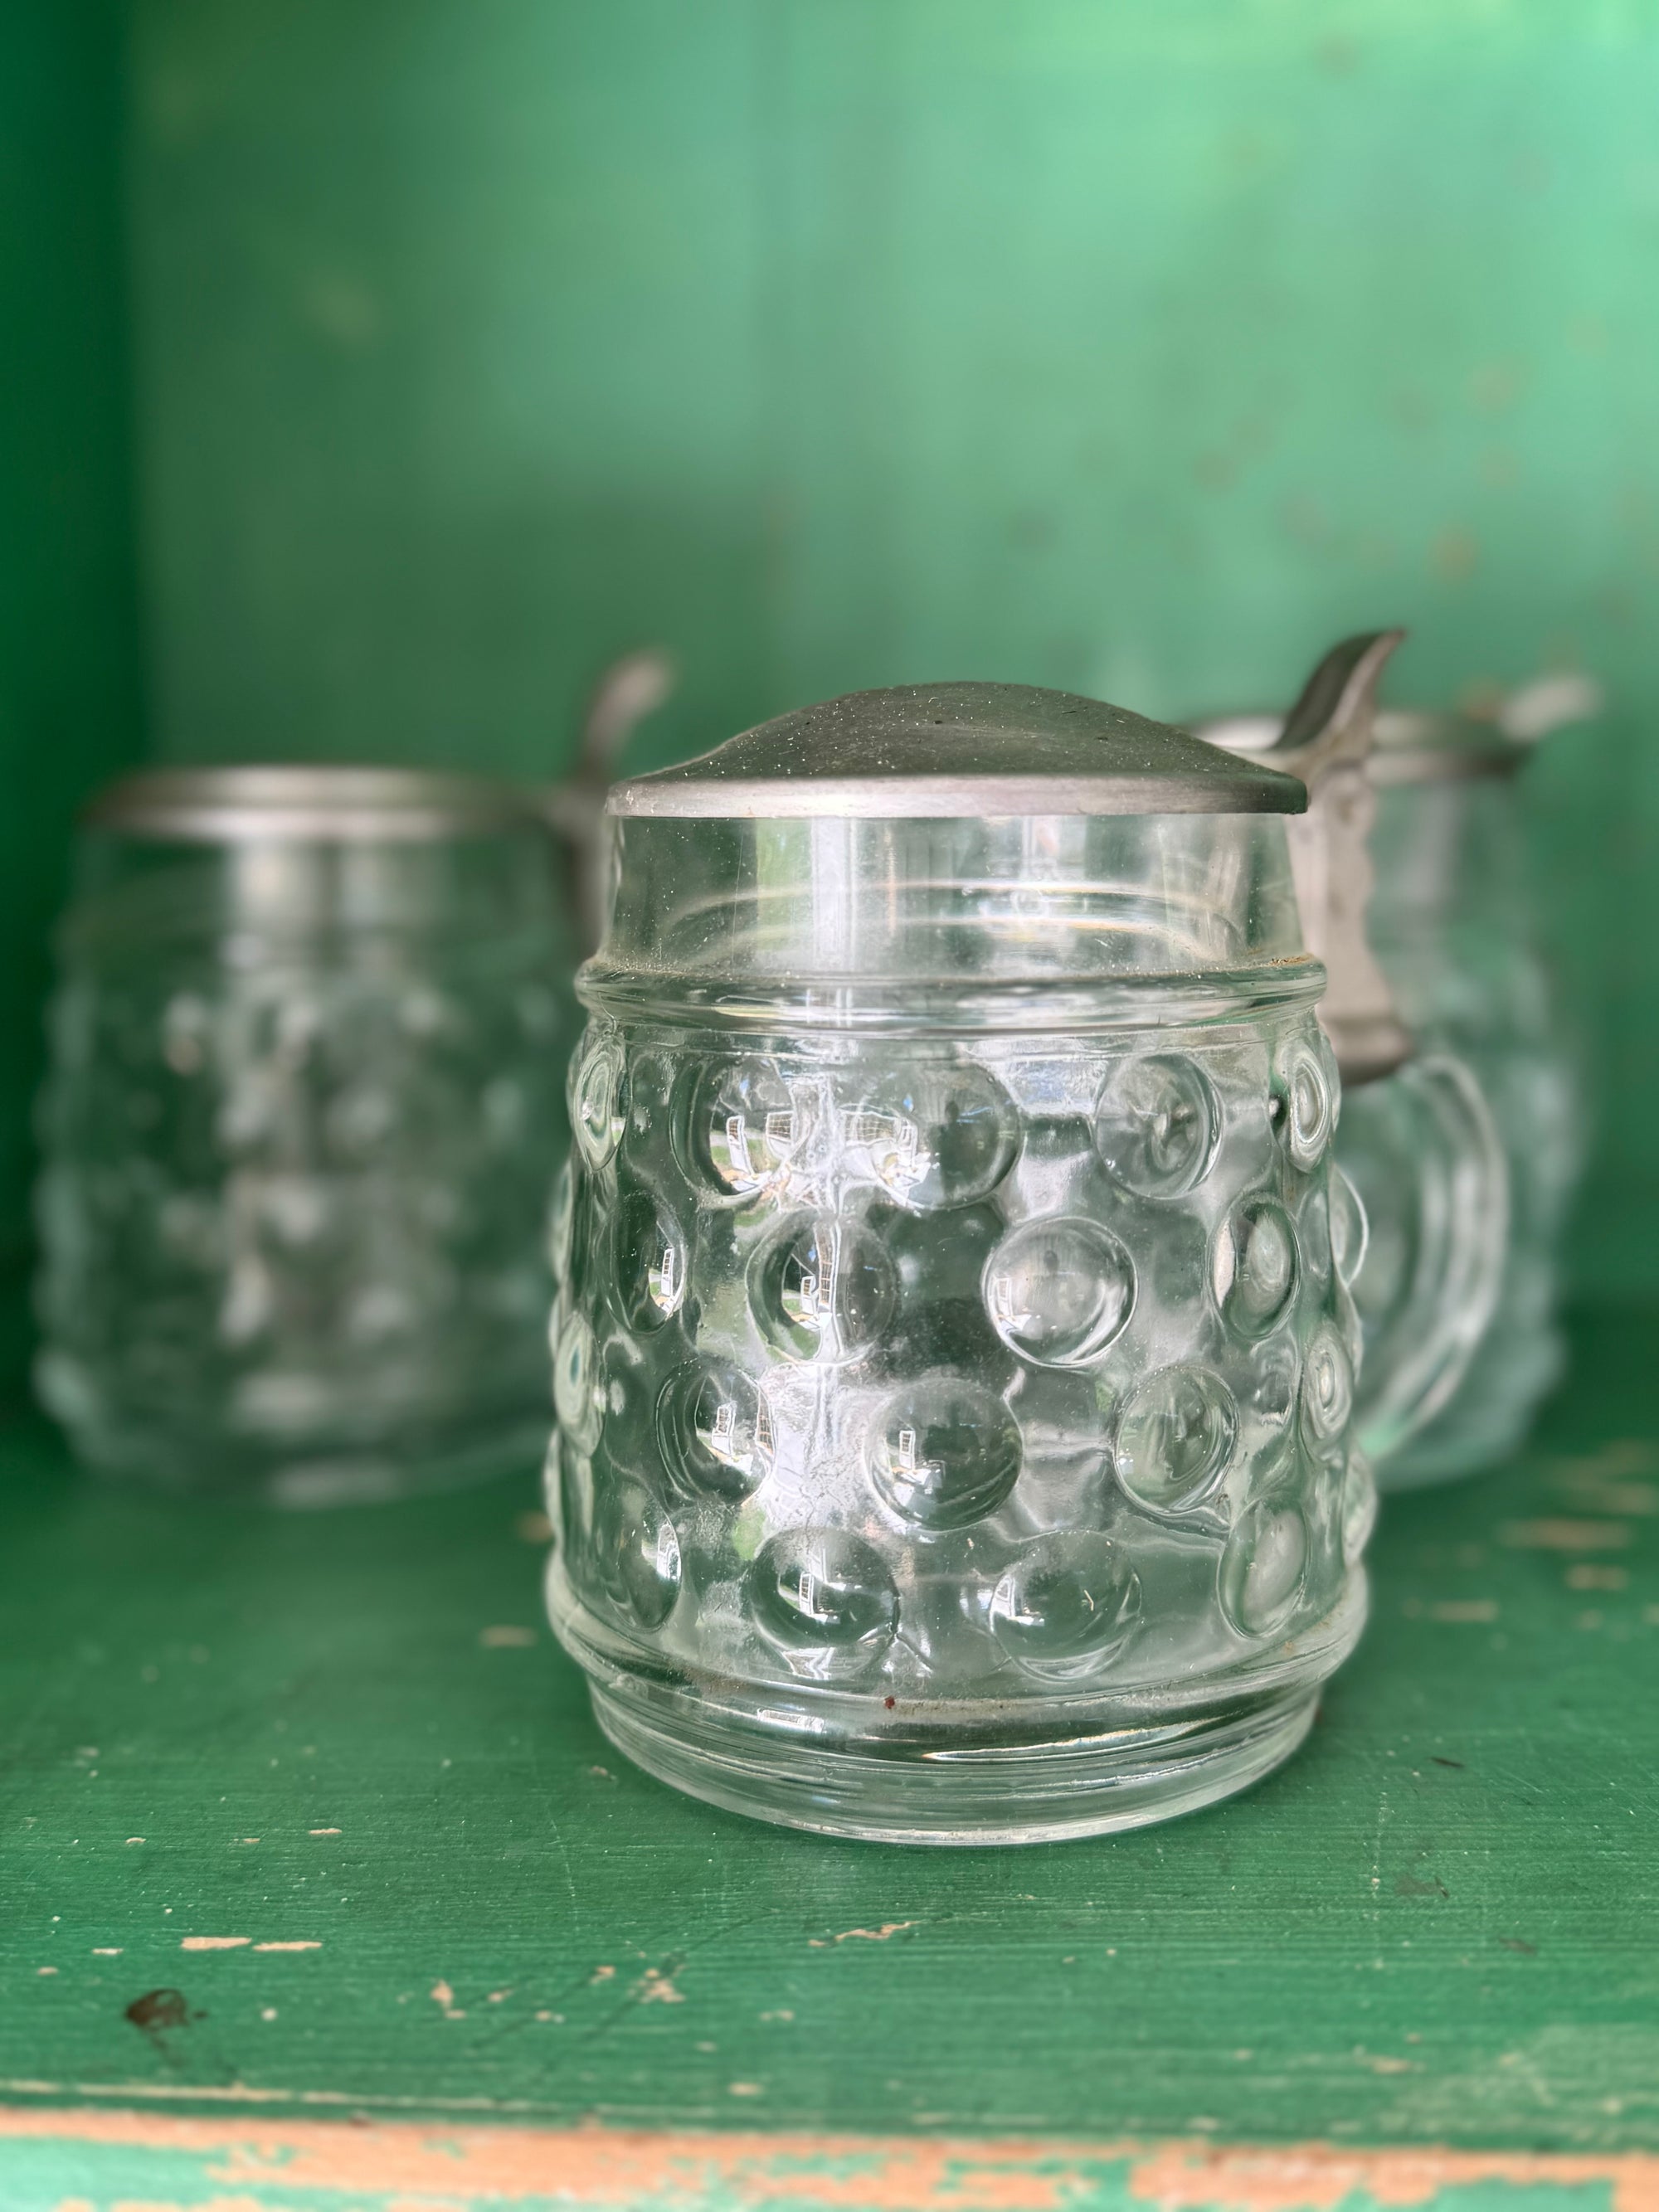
[546,812,1375,1842]
[36,814,575,1505]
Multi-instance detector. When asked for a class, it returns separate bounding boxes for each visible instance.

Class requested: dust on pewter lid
[606,682,1308,820]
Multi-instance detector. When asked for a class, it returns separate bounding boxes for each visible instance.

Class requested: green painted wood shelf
[0,1307,1655,2202]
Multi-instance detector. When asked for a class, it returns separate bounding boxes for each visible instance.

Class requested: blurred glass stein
[35,769,577,1505]
[1203,670,1589,1485]
[544,640,1480,1844]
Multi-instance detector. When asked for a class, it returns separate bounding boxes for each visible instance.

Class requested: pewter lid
[608,682,1307,820]
[84,765,544,843]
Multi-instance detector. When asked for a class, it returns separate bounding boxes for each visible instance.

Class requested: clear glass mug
[545,651,1476,1843]
[1202,673,1590,1485]
[35,769,577,1505]
[1346,690,1589,1482]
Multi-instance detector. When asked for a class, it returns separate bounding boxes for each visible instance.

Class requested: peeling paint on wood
[0,2113,1656,2212]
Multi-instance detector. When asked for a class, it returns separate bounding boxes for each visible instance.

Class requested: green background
[0,0,144,1392]
[7,0,1659,1388]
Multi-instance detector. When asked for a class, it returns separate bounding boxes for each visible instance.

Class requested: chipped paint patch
[1125,2142,1659,2212]
[634,1966,685,2004]
[835,1923,919,1942]
[251,1941,320,1953]
[1567,1563,1629,1590]
[1501,1519,1632,1552]
[0,2117,1651,2212]
[1557,1480,1658,1516]
[179,1936,250,1952]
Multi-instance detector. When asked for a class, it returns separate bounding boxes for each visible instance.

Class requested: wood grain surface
[0,1308,1653,2156]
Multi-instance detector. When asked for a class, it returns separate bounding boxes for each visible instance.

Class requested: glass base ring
[586,1671,1326,1846]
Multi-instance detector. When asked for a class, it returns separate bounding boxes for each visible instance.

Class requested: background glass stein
[545,648,1472,1843]
[35,768,576,1505]
[1203,675,1589,1485]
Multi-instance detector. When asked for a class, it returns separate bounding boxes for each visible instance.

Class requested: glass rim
[82,765,549,843]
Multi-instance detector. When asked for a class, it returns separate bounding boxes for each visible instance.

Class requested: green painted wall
[124,0,1659,1291]
[0,2,144,1393]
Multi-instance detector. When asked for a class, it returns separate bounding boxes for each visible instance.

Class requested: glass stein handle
[1340,1053,1509,1466]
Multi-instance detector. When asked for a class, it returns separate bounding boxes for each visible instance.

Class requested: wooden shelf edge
[1,2106,1656,2212]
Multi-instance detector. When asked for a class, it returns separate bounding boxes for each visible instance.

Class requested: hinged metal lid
[1201,671,1601,788]
[1217,630,1412,1084]
[608,682,1307,820]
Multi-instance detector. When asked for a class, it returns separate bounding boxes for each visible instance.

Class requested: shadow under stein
[542,637,1485,1844]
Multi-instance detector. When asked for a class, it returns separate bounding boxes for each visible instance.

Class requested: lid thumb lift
[1261,630,1411,1087]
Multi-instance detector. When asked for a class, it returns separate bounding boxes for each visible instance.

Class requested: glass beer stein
[35,768,576,1505]
[1203,674,1588,1485]
[1350,691,1588,1482]
[545,641,1476,1842]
